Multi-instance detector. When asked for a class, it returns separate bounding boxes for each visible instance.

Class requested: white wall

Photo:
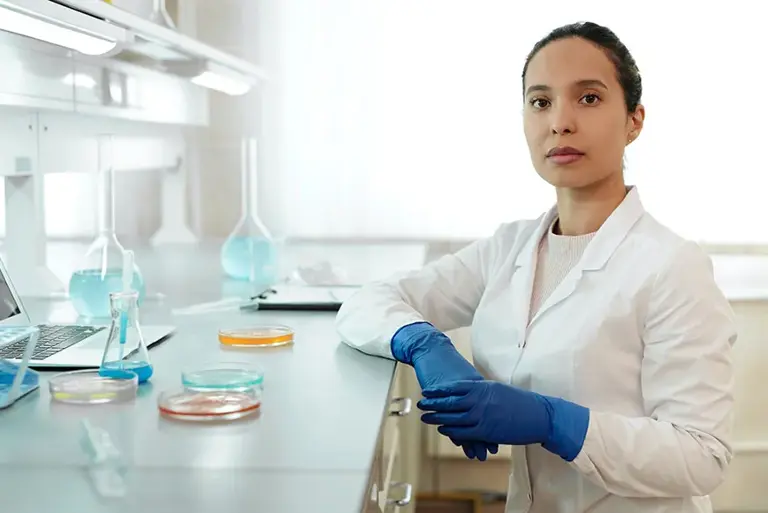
[1,0,763,246]
[190,0,265,238]
[256,0,766,244]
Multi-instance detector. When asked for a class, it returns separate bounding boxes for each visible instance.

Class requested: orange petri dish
[157,389,261,422]
[218,325,294,348]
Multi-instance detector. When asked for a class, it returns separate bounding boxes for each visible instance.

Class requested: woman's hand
[391,323,499,460]
[418,380,590,462]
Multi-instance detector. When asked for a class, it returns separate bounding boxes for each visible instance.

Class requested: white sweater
[529,219,596,322]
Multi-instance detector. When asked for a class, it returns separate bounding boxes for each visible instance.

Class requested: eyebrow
[525,79,609,96]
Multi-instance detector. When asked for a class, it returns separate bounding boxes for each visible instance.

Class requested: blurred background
[3,1,764,248]
[0,1,765,512]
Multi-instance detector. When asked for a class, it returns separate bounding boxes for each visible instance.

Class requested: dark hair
[522,21,642,113]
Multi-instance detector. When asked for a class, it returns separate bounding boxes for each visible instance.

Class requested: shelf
[0,27,208,126]
[55,0,266,83]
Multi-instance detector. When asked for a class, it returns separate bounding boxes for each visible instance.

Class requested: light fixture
[169,61,255,96]
[0,0,131,56]
[62,72,97,89]
[191,71,251,96]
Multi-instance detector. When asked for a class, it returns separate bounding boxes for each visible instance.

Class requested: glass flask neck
[97,137,117,236]
[84,231,125,254]
[109,290,139,315]
[241,137,258,222]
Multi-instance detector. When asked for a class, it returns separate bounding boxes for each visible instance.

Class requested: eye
[529,98,550,110]
[580,93,601,105]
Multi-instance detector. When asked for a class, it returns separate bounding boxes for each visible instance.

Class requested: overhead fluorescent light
[191,71,251,96]
[0,0,132,56]
[169,60,255,96]
[62,72,97,89]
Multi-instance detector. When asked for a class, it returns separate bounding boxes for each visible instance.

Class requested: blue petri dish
[181,362,264,393]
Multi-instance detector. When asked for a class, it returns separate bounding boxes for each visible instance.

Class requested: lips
[546,146,585,165]
[546,146,584,157]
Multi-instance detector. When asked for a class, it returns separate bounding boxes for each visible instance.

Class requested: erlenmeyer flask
[99,290,153,384]
[69,135,145,319]
[221,138,278,293]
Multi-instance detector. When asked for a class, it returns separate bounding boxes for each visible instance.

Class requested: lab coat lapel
[511,208,558,346]
[528,186,647,328]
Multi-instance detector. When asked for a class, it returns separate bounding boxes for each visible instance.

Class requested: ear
[626,104,645,145]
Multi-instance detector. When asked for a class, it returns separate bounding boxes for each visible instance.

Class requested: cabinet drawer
[375,365,415,512]
[379,420,401,511]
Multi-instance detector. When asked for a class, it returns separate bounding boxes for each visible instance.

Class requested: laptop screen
[0,271,21,321]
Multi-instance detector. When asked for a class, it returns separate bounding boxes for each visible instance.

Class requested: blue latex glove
[418,380,590,462]
[391,322,498,461]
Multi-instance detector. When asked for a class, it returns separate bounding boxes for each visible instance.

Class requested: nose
[550,102,576,135]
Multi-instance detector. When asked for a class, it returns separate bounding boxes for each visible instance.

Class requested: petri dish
[157,389,261,422]
[182,362,264,393]
[49,369,138,405]
[218,325,294,348]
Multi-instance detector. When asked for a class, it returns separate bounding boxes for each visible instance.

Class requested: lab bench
[4,241,767,512]
[0,242,427,513]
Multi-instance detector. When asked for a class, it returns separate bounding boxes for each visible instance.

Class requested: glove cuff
[390,322,450,364]
[540,396,590,462]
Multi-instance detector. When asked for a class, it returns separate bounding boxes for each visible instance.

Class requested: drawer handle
[389,397,411,417]
[387,482,413,507]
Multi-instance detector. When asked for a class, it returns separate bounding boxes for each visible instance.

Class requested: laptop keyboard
[0,325,106,361]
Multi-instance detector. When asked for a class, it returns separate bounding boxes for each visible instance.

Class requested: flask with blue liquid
[221,137,278,292]
[99,250,153,384]
[69,135,145,319]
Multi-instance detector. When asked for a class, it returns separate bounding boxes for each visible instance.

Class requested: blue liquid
[221,236,277,286]
[100,360,153,383]
[0,383,37,407]
[0,361,38,387]
[0,362,39,406]
[69,268,146,319]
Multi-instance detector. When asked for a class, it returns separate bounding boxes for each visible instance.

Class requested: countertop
[0,240,765,512]
[0,241,426,513]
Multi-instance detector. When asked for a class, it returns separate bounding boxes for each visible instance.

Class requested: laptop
[0,256,174,369]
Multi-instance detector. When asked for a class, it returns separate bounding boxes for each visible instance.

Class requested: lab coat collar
[580,185,645,271]
[514,185,645,271]
[514,186,645,332]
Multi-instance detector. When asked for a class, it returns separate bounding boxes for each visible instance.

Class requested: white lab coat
[335,187,737,513]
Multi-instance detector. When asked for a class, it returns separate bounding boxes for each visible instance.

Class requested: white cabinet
[72,58,209,127]
[366,365,419,513]
[0,110,38,177]
[37,112,184,174]
[0,33,209,127]
[0,33,75,112]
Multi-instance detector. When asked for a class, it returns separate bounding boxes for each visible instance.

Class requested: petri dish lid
[49,369,138,405]
[218,325,294,347]
[157,389,261,422]
[182,362,264,391]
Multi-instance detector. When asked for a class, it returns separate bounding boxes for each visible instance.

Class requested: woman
[335,21,736,513]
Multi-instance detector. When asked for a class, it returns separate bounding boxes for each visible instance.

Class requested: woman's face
[523,37,644,190]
